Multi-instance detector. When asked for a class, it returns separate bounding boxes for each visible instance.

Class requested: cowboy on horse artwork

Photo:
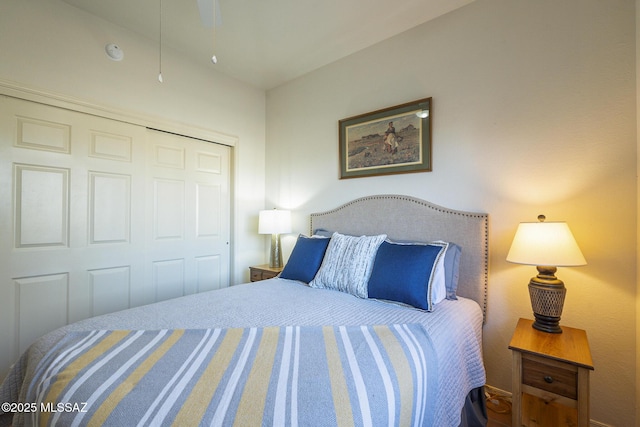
[383,121,399,154]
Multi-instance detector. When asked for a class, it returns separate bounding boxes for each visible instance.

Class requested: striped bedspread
[26,324,431,427]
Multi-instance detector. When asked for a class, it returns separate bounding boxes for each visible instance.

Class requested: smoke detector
[105,43,124,61]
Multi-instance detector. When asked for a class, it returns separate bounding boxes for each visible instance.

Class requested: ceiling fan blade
[197,0,222,28]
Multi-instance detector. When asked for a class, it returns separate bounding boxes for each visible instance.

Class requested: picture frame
[338,97,432,179]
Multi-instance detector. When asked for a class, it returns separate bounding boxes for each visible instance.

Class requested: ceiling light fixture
[158,0,163,83]
[211,0,218,64]
[197,0,220,64]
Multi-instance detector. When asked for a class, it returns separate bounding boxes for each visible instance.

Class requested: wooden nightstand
[509,318,594,427]
[249,264,283,282]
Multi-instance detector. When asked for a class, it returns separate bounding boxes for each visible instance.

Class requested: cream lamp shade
[258,209,292,235]
[507,215,586,333]
[258,209,291,268]
[506,220,586,267]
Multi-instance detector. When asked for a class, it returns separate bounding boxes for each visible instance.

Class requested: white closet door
[145,129,230,302]
[0,97,230,379]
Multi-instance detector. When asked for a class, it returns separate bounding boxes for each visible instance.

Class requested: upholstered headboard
[310,194,489,318]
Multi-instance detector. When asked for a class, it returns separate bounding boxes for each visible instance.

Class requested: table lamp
[258,209,291,268]
[506,215,586,333]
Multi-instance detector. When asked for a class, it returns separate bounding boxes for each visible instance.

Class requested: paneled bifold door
[0,96,231,379]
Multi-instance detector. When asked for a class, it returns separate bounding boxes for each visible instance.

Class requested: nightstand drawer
[522,355,577,399]
[250,270,265,281]
[249,265,283,282]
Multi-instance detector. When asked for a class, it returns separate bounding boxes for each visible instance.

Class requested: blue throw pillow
[387,238,463,301]
[368,241,444,311]
[280,235,331,283]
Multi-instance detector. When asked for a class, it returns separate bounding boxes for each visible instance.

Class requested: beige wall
[636,0,640,424]
[1,0,637,424]
[0,0,267,284]
[266,0,637,425]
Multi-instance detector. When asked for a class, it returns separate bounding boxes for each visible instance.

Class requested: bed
[0,194,489,427]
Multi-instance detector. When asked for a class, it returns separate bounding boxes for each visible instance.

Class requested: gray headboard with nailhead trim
[310,194,489,320]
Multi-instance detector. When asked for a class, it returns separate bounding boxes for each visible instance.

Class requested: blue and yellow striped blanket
[26,324,431,426]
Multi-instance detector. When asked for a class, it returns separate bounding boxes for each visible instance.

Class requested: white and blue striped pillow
[309,232,386,298]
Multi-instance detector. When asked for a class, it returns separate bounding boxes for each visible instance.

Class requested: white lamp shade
[507,221,586,267]
[258,209,292,234]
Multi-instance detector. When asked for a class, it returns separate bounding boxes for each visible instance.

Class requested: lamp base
[269,233,283,268]
[531,312,563,334]
[528,266,565,334]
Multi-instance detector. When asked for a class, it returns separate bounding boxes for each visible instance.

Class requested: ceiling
[62,0,474,90]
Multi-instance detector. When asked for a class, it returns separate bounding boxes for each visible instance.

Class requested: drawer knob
[544,376,554,384]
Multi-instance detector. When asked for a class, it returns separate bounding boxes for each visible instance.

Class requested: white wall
[266,0,637,425]
[0,0,267,284]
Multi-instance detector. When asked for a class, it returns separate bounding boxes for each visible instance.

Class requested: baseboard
[484,384,612,427]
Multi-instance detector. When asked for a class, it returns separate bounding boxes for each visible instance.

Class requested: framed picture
[338,97,432,179]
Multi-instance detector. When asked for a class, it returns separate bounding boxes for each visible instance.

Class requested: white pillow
[428,241,448,305]
[309,232,386,298]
